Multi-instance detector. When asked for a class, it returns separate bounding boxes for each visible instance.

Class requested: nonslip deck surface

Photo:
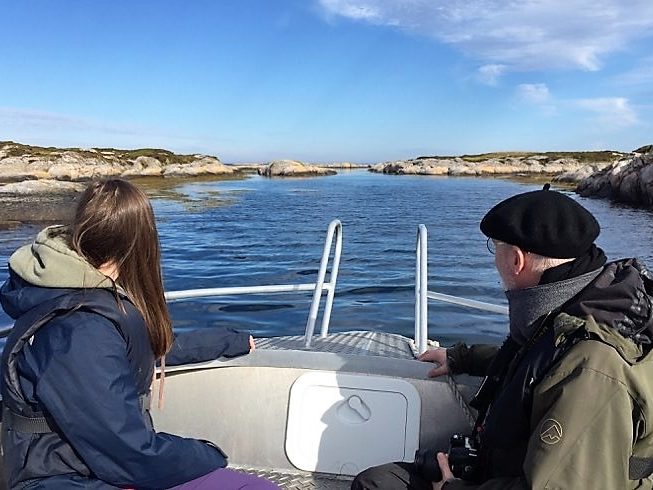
[257,330,431,359]
[234,466,353,489]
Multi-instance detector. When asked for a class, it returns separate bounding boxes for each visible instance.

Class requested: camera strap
[470,311,555,436]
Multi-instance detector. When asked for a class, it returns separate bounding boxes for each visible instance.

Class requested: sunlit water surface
[1,171,651,347]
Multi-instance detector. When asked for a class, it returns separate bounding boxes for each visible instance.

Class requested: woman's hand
[249,335,256,352]
[432,452,455,489]
[418,347,449,378]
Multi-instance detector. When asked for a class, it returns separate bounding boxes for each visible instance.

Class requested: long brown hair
[71,178,173,358]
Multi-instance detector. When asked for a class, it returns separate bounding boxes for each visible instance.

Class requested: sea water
[1,171,651,346]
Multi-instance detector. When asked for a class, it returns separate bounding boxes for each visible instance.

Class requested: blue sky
[1,0,652,162]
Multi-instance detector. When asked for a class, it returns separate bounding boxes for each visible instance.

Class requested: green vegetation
[0,141,211,166]
[416,150,623,164]
[99,148,198,165]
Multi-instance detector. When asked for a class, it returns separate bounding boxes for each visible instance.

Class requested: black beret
[480,187,600,259]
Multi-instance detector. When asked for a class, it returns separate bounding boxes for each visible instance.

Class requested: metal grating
[232,466,353,489]
[256,331,421,359]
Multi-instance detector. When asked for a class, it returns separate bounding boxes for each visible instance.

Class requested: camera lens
[413,448,442,482]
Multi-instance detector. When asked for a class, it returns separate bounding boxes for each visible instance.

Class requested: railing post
[320,222,343,338]
[304,220,342,348]
[415,225,428,355]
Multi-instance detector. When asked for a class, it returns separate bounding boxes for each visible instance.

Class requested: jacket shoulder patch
[540,418,563,445]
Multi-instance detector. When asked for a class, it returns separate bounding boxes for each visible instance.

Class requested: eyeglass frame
[486,237,530,255]
[486,237,497,255]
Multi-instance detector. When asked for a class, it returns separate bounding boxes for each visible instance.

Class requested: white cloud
[517,83,551,104]
[317,0,653,72]
[477,64,506,86]
[574,97,638,128]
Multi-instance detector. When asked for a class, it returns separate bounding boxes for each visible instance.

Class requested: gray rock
[258,160,337,177]
[0,142,240,182]
[369,155,588,176]
[0,180,85,194]
[163,156,234,177]
[577,150,653,206]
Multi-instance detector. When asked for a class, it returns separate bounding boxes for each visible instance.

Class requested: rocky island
[369,151,620,178]
[1,141,652,228]
[370,147,653,208]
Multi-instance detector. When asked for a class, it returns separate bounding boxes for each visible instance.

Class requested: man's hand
[432,452,455,490]
[418,347,449,378]
[249,335,256,352]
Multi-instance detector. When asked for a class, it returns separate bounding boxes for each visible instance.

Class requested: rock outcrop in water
[258,160,337,177]
[0,141,236,187]
[576,145,653,207]
[0,141,240,226]
[370,151,619,178]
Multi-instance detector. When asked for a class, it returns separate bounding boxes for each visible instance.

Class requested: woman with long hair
[0,179,277,489]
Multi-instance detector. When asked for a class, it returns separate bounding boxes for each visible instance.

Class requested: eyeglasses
[487,239,529,255]
[486,237,496,255]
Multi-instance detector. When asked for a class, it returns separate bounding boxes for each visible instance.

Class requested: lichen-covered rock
[0,180,85,194]
[163,156,234,177]
[368,154,605,177]
[576,148,653,206]
[258,160,336,177]
[121,156,164,176]
[0,141,239,183]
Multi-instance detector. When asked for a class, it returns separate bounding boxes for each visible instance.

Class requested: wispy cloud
[573,97,638,128]
[517,83,552,105]
[477,64,506,86]
[515,83,557,116]
[317,0,653,72]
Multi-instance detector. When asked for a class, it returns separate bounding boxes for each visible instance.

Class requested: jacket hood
[1,226,114,319]
[558,258,653,359]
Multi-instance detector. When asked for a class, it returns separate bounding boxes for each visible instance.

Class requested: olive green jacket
[448,310,653,489]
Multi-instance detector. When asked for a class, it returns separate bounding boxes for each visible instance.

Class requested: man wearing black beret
[353,185,653,490]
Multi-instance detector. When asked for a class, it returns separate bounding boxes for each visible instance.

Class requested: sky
[1,0,652,163]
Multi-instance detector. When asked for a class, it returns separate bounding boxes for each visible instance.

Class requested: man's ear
[512,247,527,275]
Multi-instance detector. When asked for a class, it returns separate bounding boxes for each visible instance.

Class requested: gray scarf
[506,268,603,345]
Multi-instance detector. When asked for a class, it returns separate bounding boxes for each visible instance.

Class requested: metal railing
[414,224,509,354]
[0,220,343,346]
[165,219,343,348]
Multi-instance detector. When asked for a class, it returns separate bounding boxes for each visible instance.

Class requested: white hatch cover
[285,371,421,476]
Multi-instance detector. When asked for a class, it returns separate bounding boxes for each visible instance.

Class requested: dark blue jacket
[1,270,251,489]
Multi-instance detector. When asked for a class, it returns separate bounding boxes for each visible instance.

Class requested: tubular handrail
[304,219,343,347]
[165,284,329,301]
[163,219,342,349]
[415,224,509,354]
[414,225,428,355]
[0,221,343,345]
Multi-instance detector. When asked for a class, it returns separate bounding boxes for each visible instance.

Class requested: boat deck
[257,330,432,359]
[235,466,353,489]
[226,331,442,489]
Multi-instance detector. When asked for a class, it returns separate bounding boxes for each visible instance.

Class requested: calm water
[1,171,652,347]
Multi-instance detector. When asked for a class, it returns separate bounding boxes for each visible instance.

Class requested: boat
[0,220,507,489]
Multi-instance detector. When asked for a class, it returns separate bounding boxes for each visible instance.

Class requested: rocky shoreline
[368,147,653,208]
[369,151,619,178]
[1,141,652,227]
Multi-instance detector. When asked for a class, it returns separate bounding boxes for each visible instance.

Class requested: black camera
[413,434,479,482]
